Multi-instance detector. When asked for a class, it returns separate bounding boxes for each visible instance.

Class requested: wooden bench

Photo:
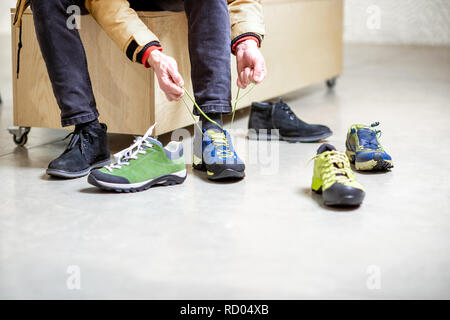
[10,0,343,140]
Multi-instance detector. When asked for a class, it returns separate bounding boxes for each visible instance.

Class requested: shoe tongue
[316,143,336,154]
[145,137,163,148]
[358,128,378,148]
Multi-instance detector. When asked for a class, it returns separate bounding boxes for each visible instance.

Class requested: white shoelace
[104,124,156,172]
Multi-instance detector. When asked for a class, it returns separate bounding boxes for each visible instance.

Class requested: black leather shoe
[248,99,333,142]
[46,123,111,178]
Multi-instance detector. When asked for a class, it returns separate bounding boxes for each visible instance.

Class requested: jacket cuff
[137,42,163,68]
[231,33,262,55]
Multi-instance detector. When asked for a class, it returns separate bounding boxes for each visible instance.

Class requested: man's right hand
[147,50,184,101]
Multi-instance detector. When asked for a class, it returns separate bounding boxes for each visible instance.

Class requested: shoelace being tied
[180,84,256,133]
[208,131,235,159]
[180,84,255,159]
[104,124,156,172]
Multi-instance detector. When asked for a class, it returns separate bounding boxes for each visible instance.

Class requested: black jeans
[31,0,232,127]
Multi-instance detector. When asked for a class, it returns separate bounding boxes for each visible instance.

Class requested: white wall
[0,0,16,35]
[2,0,450,46]
[344,0,450,46]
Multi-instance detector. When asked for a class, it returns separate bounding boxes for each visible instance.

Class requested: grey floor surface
[0,34,449,299]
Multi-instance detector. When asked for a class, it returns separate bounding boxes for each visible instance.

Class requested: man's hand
[147,50,184,101]
[235,39,267,89]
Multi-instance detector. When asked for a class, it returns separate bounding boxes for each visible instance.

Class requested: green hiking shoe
[345,122,393,171]
[88,125,186,192]
[311,143,365,206]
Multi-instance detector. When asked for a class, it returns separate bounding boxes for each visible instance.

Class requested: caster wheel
[8,126,31,147]
[326,77,337,89]
[13,134,28,146]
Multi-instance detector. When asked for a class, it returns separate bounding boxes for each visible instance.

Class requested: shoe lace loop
[180,84,256,133]
[104,124,156,172]
[278,99,297,121]
[209,131,234,159]
[279,99,295,118]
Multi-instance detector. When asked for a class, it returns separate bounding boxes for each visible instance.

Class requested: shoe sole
[46,158,111,179]
[312,186,364,207]
[346,150,393,171]
[87,169,187,193]
[248,130,332,143]
[193,162,245,181]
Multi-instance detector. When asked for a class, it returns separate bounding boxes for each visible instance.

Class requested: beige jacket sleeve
[85,0,266,62]
[228,0,265,41]
[85,0,160,63]
[14,0,266,64]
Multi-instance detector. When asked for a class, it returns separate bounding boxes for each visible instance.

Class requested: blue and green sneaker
[345,122,393,171]
[193,127,245,180]
[88,125,186,192]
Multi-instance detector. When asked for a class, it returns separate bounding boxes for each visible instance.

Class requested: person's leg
[31,0,109,178]
[132,0,243,180]
[184,0,232,128]
[31,0,98,127]
[132,0,231,129]
[182,0,244,180]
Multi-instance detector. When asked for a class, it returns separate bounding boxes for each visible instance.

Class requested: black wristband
[231,33,262,54]
[136,41,162,64]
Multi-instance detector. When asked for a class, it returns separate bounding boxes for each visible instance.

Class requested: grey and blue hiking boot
[88,125,186,192]
[345,122,393,171]
[193,127,245,180]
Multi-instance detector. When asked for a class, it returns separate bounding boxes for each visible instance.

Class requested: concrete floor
[0,35,449,299]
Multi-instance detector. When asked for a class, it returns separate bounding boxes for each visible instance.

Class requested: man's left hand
[235,39,267,89]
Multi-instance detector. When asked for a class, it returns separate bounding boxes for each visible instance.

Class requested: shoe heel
[158,170,187,186]
[345,150,355,164]
[192,153,206,171]
[162,175,186,186]
[193,162,206,171]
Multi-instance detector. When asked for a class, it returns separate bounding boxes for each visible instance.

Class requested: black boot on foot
[46,122,110,178]
[248,99,333,142]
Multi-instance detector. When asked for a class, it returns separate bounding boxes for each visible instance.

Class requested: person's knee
[159,0,184,12]
[31,0,61,11]
[31,0,64,22]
